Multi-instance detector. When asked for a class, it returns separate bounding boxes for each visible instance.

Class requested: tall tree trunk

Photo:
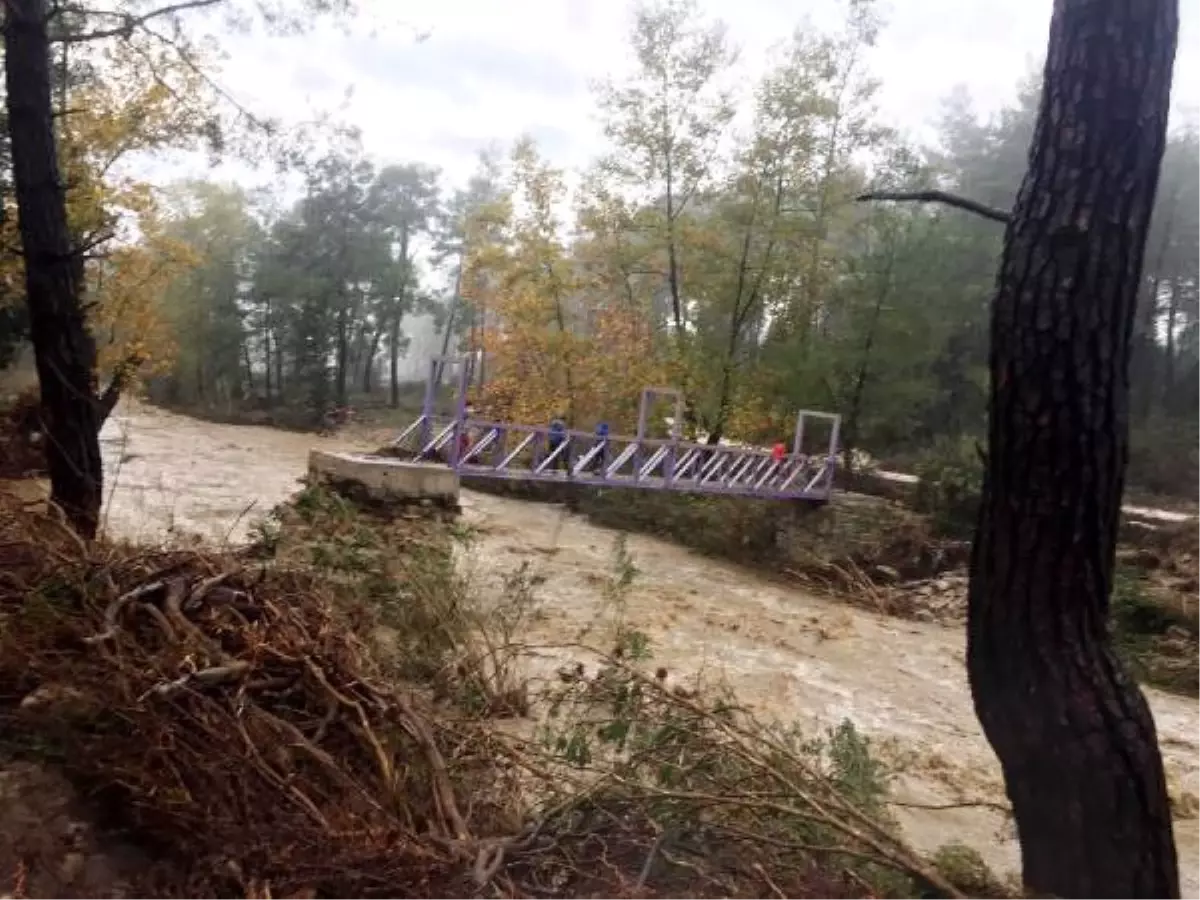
[263,309,273,403]
[664,213,701,435]
[273,329,284,404]
[389,228,410,409]
[1163,279,1178,401]
[334,304,349,405]
[709,182,781,446]
[239,339,253,398]
[362,322,383,394]
[968,1,1179,896]
[660,115,702,438]
[348,318,368,392]
[843,270,892,474]
[1135,187,1179,420]
[5,0,103,538]
[434,260,463,387]
[388,312,402,409]
[1132,275,1161,423]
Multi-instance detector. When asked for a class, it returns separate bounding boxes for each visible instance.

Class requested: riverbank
[0,400,1196,894]
[0,474,985,898]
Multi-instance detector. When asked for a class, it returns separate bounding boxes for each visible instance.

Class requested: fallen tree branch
[889,798,1012,815]
[139,660,251,701]
[547,649,970,899]
[83,579,166,644]
[855,190,1011,224]
[95,351,146,425]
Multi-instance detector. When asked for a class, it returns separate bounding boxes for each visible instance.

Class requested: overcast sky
[183,0,1199,192]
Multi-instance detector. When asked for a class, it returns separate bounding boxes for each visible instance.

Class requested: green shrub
[1111,567,1178,636]
[1128,417,1199,500]
[932,842,1010,897]
[912,436,983,537]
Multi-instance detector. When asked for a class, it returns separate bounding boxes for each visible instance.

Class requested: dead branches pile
[0,488,974,898]
[0,496,519,898]
[783,514,972,622]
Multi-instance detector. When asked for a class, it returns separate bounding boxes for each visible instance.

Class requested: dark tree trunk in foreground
[968,1,1180,896]
[4,0,104,538]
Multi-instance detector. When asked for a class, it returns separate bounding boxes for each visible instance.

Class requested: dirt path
[68,403,1200,892]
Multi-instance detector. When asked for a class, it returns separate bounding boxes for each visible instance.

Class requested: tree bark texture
[968,1,1180,897]
[5,0,104,538]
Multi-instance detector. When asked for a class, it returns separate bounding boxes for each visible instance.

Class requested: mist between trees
[1,0,1195,500]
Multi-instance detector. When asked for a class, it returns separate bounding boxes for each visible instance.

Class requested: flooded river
[55,402,1197,891]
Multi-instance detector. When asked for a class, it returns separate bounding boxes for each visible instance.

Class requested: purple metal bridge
[391,356,841,503]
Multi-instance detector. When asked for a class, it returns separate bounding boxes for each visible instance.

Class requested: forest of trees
[0,0,1191,895]
[1,0,1195,498]
[4,1,1195,494]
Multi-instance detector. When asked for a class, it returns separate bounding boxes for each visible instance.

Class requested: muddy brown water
[7,401,1195,892]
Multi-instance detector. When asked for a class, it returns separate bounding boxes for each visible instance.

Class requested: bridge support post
[637,387,684,483]
[664,392,682,486]
[634,389,647,479]
[793,409,843,498]
[448,361,470,469]
[420,358,439,450]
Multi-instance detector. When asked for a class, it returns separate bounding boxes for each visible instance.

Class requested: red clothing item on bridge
[771,442,786,462]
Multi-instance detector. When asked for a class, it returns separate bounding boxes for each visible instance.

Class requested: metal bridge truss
[391,356,841,503]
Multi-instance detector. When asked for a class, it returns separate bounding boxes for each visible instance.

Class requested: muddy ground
[2,400,1196,894]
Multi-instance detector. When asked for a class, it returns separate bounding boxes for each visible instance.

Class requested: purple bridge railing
[390,356,841,503]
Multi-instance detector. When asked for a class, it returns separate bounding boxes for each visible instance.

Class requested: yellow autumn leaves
[461,139,669,431]
[3,36,211,388]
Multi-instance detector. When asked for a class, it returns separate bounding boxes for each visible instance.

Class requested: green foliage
[1127,416,1200,500]
[151,181,263,407]
[257,483,459,675]
[75,0,1196,502]
[141,140,494,423]
[913,436,983,537]
[931,842,1009,898]
[0,303,27,370]
[1111,568,1176,636]
[822,718,892,815]
[262,481,541,714]
[538,639,921,897]
[583,489,784,562]
[1110,567,1199,696]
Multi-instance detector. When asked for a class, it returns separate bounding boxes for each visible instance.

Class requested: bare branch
[54,0,224,43]
[74,227,117,255]
[140,22,271,131]
[96,352,143,425]
[855,190,1011,225]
